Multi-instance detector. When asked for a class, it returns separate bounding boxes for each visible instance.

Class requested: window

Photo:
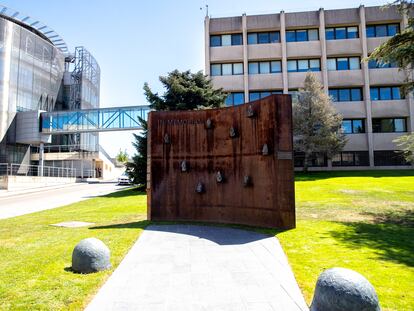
[370,86,403,100]
[366,24,400,38]
[249,90,282,102]
[372,118,407,133]
[294,152,327,167]
[287,59,320,72]
[332,151,369,166]
[211,63,244,76]
[225,92,245,106]
[247,31,280,44]
[248,61,282,74]
[374,150,410,166]
[325,26,359,40]
[327,57,361,70]
[210,33,243,47]
[286,29,319,42]
[342,119,365,134]
[368,60,398,69]
[329,88,363,102]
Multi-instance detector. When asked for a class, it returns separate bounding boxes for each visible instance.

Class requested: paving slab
[86,224,309,311]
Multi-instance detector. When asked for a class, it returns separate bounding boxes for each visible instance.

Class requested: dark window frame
[225,92,245,106]
[210,33,243,47]
[370,86,404,100]
[325,26,359,40]
[329,88,363,102]
[210,63,244,76]
[372,118,407,133]
[327,57,361,71]
[332,151,370,166]
[287,58,321,72]
[248,60,282,74]
[286,29,319,42]
[247,31,280,45]
[342,119,366,134]
[366,23,400,38]
[249,90,283,102]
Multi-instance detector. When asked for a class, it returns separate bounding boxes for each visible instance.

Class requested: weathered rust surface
[147,95,295,229]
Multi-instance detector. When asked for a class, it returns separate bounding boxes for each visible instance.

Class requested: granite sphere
[311,267,380,311]
[72,238,111,274]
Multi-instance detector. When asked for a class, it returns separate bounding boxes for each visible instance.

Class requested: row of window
[295,150,409,167]
[211,63,243,76]
[225,91,284,105]
[287,59,320,72]
[210,23,400,46]
[329,87,404,102]
[341,118,407,133]
[327,57,360,71]
[249,61,281,74]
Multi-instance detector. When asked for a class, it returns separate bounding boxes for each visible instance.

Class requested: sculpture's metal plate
[147,95,295,229]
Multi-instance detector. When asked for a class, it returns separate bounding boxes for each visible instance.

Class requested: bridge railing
[40,105,150,134]
[0,163,77,178]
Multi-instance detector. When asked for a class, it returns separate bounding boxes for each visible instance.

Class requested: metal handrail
[0,163,77,178]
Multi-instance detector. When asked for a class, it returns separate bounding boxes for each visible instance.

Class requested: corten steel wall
[147,95,295,229]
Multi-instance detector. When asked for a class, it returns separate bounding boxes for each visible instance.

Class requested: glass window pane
[394,118,405,132]
[271,61,281,73]
[259,62,270,74]
[211,64,221,76]
[381,119,394,132]
[221,35,232,46]
[366,26,375,38]
[379,87,392,100]
[296,30,308,41]
[249,62,259,74]
[225,94,233,106]
[308,29,319,41]
[342,153,355,165]
[339,89,351,101]
[376,25,387,37]
[233,63,243,75]
[269,32,280,43]
[329,89,338,102]
[232,34,242,45]
[233,93,245,105]
[368,60,378,69]
[392,87,401,100]
[325,28,334,40]
[248,33,257,44]
[258,32,270,44]
[342,120,352,134]
[327,59,337,71]
[351,88,362,101]
[349,57,360,70]
[337,58,349,70]
[222,64,232,75]
[287,60,297,72]
[298,60,309,72]
[347,26,358,38]
[370,88,379,101]
[387,24,399,36]
[352,120,364,133]
[210,35,221,47]
[261,91,271,98]
[309,59,320,71]
[249,92,260,102]
[335,27,346,39]
[286,31,296,42]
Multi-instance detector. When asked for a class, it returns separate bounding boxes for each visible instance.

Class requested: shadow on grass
[89,220,150,230]
[295,169,414,181]
[330,209,414,267]
[99,188,146,198]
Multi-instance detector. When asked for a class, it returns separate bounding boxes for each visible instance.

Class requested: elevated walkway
[40,105,150,134]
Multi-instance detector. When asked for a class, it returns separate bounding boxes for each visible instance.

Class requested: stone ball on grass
[72,238,111,274]
[311,267,380,311]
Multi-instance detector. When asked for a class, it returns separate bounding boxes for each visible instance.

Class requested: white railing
[0,163,77,178]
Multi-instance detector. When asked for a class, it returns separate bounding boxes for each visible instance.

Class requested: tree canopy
[293,73,346,172]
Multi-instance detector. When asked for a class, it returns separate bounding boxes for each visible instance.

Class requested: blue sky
[3,0,386,157]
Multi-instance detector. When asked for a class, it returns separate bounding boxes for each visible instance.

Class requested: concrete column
[359,5,375,167]
[39,143,44,177]
[242,13,249,102]
[280,11,288,94]
[204,16,210,76]
[402,12,414,132]
[319,8,329,93]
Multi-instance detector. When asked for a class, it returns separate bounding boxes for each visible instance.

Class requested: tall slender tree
[126,70,227,186]
[293,73,346,172]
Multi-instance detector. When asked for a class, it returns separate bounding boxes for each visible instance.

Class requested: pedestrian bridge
[40,105,151,134]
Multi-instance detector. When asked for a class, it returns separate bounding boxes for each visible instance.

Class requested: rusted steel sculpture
[147,95,295,229]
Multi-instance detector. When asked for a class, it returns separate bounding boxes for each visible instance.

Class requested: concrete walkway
[86,224,308,311]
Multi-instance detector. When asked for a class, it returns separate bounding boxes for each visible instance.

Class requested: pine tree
[125,117,147,186]
[293,73,346,172]
[393,133,414,163]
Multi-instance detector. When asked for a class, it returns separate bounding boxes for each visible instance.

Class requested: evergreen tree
[367,1,414,93]
[293,73,346,172]
[127,70,227,186]
[393,133,414,163]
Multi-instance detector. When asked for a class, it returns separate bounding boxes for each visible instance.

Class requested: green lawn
[0,170,413,310]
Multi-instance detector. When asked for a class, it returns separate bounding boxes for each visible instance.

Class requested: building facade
[205,5,414,169]
[0,5,114,178]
